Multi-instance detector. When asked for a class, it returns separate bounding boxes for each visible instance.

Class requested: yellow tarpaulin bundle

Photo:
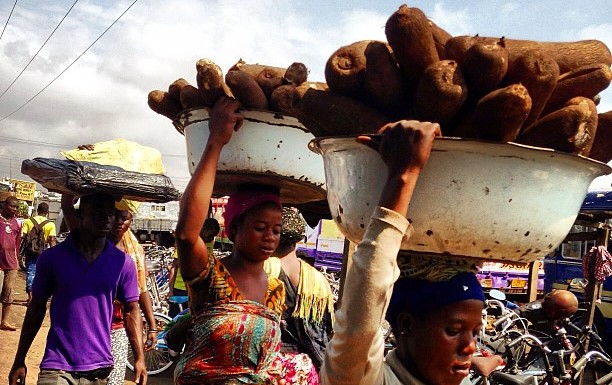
[61,138,167,213]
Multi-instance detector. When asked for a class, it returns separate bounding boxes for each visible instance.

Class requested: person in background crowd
[174,96,317,384]
[8,193,147,385]
[264,207,335,371]
[21,202,57,304]
[320,121,496,385]
[106,208,158,385]
[61,195,158,385]
[0,196,21,331]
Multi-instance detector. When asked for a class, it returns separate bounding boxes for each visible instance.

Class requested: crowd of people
[0,95,564,385]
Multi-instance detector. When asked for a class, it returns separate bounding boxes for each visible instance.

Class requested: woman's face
[233,203,282,262]
[111,209,132,238]
[400,299,483,385]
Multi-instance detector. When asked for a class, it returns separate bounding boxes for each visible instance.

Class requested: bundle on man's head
[222,184,282,241]
[386,253,485,330]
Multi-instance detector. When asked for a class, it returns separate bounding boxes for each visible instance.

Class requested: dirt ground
[0,271,173,385]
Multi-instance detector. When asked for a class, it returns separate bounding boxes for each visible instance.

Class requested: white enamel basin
[310,136,611,263]
[175,108,326,204]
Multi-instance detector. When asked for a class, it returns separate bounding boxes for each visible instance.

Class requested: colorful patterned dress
[175,254,287,385]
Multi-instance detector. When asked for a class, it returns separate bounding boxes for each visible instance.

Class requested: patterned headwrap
[386,252,485,330]
[222,187,281,241]
[281,207,306,244]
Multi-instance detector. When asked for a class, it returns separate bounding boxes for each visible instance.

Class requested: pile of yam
[148,4,612,163]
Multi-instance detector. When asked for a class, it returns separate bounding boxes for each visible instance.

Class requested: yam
[414,60,468,126]
[229,59,267,79]
[462,38,508,98]
[543,64,612,114]
[179,85,205,110]
[195,58,233,106]
[460,37,611,74]
[429,19,453,60]
[225,70,268,110]
[588,110,612,163]
[270,84,296,115]
[284,62,309,86]
[292,82,390,137]
[168,78,190,104]
[503,49,559,129]
[147,90,182,121]
[325,40,371,96]
[518,97,598,155]
[385,5,439,88]
[257,67,285,99]
[363,41,410,119]
[445,35,479,64]
[454,84,532,142]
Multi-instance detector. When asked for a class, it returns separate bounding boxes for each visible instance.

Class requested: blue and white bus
[543,190,612,353]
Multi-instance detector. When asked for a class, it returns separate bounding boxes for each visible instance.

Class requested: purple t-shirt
[32,233,140,371]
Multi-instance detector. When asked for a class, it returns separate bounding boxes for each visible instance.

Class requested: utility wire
[0,0,18,42]
[0,0,79,101]
[0,0,139,124]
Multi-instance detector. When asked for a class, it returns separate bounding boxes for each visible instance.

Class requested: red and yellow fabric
[174,253,286,384]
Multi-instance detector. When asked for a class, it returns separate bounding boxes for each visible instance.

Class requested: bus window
[560,224,598,260]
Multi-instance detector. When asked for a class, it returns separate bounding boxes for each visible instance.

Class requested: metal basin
[310,136,612,263]
[175,108,326,204]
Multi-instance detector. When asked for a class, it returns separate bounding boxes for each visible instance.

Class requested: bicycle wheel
[126,312,174,375]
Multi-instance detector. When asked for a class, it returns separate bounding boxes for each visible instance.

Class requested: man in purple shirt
[8,194,147,385]
[0,196,21,331]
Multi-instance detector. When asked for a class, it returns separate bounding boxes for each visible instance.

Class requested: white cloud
[0,0,610,191]
[429,2,472,36]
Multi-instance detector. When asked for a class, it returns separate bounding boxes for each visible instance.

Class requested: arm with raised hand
[175,97,243,281]
[320,121,440,385]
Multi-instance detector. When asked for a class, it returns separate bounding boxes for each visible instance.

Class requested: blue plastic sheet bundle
[21,157,180,203]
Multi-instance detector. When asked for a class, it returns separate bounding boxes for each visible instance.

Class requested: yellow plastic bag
[61,138,168,213]
[61,138,166,174]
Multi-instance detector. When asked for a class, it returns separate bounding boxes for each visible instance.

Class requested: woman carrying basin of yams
[173,96,317,385]
[319,120,501,385]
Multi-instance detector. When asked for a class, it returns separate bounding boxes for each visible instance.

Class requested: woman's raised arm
[175,97,243,280]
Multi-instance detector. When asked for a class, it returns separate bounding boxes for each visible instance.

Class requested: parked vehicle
[543,190,612,354]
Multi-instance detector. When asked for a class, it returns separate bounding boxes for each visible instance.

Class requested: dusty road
[0,271,173,385]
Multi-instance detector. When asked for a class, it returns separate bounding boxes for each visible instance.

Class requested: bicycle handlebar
[507,334,551,353]
[493,311,516,328]
[486,299,506,310]
[572,350,612,380]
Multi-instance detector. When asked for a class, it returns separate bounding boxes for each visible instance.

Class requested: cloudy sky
[0,0,611,192]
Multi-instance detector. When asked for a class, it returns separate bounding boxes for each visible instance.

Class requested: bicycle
[126,311,175,375]
[144,246,174,315]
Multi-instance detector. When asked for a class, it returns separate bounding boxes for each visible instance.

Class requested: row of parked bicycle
[470,290,612,385]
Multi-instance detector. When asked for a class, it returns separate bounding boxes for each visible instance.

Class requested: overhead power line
[0,0,18,42]
[0,0,139,124]
[0,0,79,102]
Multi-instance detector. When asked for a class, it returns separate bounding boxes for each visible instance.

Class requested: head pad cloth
[223,187,281,241]
[386,252,485,330]
[281,207,306,244]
